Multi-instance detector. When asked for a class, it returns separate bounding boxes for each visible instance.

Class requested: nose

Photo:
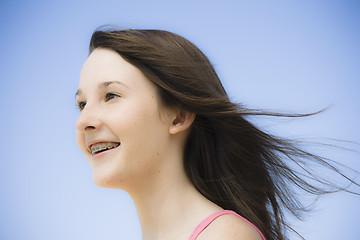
[75,106,102,132]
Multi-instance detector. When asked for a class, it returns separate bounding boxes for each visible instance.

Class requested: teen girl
[75,28,358,240]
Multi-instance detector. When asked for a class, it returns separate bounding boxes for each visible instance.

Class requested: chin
[92,170,124,189]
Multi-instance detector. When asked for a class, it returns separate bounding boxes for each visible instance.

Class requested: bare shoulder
[196,214,263,240]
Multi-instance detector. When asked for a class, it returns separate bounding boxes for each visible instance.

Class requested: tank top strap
[188,210,266,240]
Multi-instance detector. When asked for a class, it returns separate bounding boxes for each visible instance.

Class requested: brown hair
[88,28,358,240]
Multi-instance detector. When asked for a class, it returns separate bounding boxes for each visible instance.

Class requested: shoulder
[196,213,263,240]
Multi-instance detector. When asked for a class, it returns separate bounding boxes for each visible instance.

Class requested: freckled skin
[75,48,174,191]
[75,47,262,240]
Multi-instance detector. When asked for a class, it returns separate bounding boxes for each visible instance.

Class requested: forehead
[78,48,150,91]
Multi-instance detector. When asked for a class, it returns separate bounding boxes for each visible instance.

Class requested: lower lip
[91,146,119,160]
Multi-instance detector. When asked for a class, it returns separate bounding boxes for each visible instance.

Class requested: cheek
[110,101,169,152]
[111,98,163,131]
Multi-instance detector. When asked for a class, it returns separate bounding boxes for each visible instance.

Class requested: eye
[105,92,120,101]
[77,101,86,111]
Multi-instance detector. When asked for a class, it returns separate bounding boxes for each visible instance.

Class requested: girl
[75,28,358,240]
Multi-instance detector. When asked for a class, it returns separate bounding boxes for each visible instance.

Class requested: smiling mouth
[90,142,120,155]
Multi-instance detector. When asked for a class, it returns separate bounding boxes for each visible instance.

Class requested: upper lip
[86,139,120,153]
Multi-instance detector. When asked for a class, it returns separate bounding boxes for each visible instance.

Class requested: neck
[126,154,221,240]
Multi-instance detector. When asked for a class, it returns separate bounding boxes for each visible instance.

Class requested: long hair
[88,28,358,240]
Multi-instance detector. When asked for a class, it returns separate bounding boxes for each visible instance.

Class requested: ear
[169,110,196,135]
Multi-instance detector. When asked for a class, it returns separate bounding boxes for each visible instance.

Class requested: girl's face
[75,48,173,189]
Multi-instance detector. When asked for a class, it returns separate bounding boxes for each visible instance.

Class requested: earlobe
[169,111,195,135]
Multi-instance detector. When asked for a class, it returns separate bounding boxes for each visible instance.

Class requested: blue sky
[1,1,359,239]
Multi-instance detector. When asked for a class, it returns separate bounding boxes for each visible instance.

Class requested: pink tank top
[188,210,266,240]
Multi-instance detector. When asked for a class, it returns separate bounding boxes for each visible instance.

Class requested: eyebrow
[75,89,82,98]
[75,81,129,98]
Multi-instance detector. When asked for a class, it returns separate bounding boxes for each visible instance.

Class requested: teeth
[90,142,120,155]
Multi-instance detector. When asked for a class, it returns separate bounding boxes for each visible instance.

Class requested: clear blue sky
[1,0,359,239]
